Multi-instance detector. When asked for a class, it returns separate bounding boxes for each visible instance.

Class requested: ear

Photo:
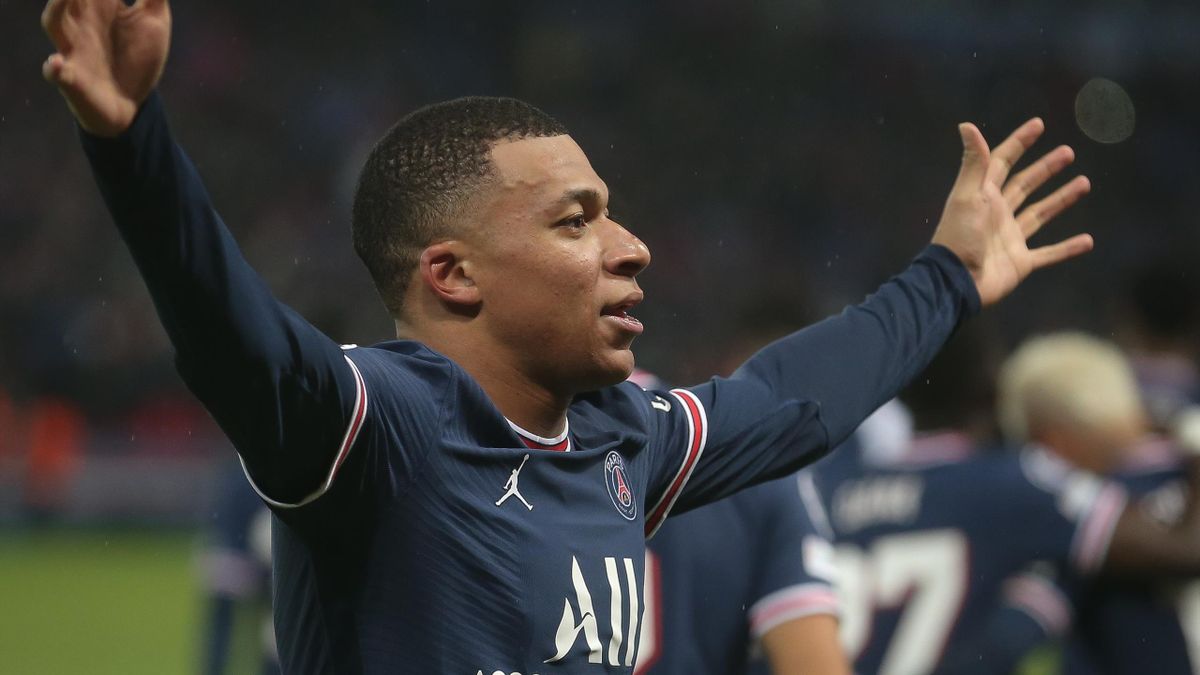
[419,241,481,307]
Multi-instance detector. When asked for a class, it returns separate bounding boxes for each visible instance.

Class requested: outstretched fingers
[951,122,991,193]
[1029,233,1094,271]
[1003,145,1074,211]
[984,117,1045,188]
[42,53,67,84]
[1017,175,1091,238]
[41,0,75,50]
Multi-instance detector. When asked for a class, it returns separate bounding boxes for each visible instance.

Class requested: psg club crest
[604,451,637,521]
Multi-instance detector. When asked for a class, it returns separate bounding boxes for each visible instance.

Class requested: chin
[580,350,637,391]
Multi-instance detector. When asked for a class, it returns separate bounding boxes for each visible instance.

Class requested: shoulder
[342,341,463,396]
[341,340,473,437]
[572,380,668,433]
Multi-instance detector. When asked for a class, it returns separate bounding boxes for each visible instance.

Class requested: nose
[604,221,651,278]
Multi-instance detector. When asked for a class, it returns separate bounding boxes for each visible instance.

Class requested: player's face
[468,135,651,393]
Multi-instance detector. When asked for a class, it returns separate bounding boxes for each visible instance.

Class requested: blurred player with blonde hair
[997,332,1147,475]
[812,329,1200,674]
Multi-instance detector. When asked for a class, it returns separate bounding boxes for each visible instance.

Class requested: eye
[558,213,588,230]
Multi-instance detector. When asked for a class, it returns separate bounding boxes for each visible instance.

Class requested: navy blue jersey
[81,93,977,674]
[813,433,1126,675]
[934,567,1074,675]
[636,473,838,675]
[1065,440,1196,675]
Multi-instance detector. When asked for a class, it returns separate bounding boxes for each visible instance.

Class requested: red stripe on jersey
[331,356,369,473]
[518,435,571,452]
[644,389,707,538]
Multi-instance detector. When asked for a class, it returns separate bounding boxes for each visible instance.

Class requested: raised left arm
[646,121,1092,517]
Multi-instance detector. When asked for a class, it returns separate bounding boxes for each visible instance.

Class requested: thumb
[42,53,73,87]
[951,122,989,193]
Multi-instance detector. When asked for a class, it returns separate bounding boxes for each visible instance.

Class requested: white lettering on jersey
[496,454,534,511]
[545,556,641,666]
[650,396,671,412]
[831,476,924,533]
[835,529,969,675]
[803,535,838,583]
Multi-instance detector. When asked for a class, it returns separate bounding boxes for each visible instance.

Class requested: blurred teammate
[199,462,279,675]
[41,0,1093,671]
[1063,436,1197,675]
[637,473,845,675]
[1062,263,1200,675]
[627,371,848,675]
[813,331,1200,675]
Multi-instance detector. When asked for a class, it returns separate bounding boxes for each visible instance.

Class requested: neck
[397,319,571,438]
[1036,434,1109,474]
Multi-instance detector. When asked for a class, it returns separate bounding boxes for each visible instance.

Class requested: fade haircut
[352,96,569,317]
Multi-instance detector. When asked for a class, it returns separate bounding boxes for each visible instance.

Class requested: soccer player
[630,369,845,675]
[40,0,1094,672]
[1063,436,1196,675]
[635,473,845,675]
[813,332,1200,675]
[1061,264,1200,675]
[199,461,280,675]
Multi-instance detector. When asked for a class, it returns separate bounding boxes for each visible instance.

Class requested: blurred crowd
[1,0,1199,517]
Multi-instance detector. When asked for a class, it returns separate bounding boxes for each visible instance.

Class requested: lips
[601,293,645,335]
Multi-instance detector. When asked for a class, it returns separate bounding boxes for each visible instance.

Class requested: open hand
[931,119,1092,306]
[41,0,171,137]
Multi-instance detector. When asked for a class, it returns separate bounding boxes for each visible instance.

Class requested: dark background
[2,0,1198,471]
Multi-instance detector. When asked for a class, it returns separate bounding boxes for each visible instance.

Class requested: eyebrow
[555,187,605,210]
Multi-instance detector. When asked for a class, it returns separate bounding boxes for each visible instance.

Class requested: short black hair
[352,96,568,317]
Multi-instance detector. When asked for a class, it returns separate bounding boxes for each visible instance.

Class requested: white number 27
[835,529,968,675]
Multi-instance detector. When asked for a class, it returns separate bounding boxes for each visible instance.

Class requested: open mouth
[601,295,645,335]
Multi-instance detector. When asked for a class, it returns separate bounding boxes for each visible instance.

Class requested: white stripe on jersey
[644,388,708,539]
[1003,573,1073,637]
[1072,482,1128,574]
[240,354,368,509]
[748,582,840,638]
[797,471,836,540]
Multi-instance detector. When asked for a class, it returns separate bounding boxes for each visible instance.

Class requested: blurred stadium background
[1,0,1198,672]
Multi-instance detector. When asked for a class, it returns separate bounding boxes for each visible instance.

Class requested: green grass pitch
[0,529,201,675]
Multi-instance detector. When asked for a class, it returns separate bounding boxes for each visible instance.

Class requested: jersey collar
[507,418,572,452]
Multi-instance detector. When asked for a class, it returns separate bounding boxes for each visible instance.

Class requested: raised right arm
[44,0,367,506]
